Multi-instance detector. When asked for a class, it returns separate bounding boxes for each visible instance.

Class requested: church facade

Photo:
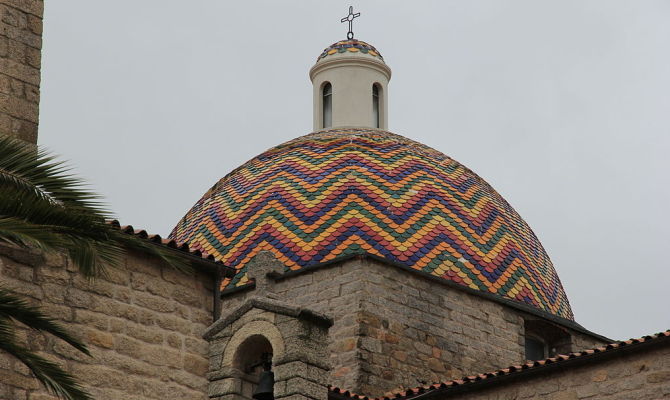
[1,2,669,400]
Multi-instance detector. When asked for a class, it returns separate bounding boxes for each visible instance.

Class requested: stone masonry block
[38,262,70,280]
[133,290,177,313]
[172,285,204,307]
[126,321,163,344]
[275,377,328,400]
[0,72,9,92]
[40,302,72,322]
[231,308,276,332]
[210,395,247,400]
[0,57,39,85]
[1,244,215,399]
[169,368,207,391]
[183,353,209,378]
[276,395,321,400]
[0,369,40,390]
[94,351,159,380]
[72,276,116,298]
[86,328,114,349]
[647,370,670,383]
[163,266,196,287]
[26,13,40,34]
[137,344,181,369]
[274,360,329,383]
[1,0,43,17]
[6,279,42,299]
[208,378,241,397]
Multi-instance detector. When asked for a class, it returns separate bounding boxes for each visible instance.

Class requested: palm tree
[0,135,191,399]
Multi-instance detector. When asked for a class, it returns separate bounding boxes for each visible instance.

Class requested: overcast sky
[39,1,669,341]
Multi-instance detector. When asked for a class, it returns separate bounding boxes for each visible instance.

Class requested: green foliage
[0,290,91,400]
[0,135,191,277]
[0,135,193,398]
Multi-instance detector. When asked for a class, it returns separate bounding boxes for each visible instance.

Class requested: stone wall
[222,257,367,395]
[0,243,215,400]
[204,297,332,400]
[337,259,603,396]
[429,339,670,400]
[354,259,523,395]
[0,0,42,144]
[222,256,607,397]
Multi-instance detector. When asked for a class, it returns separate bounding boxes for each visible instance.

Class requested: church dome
[316,39,385,63]
[170,128,574,320]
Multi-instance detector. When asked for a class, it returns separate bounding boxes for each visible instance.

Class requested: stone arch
[222,320,285,369]
[204,298,332,400]
[233,334,273,371]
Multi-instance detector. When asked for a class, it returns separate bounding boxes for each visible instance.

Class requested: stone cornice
[310,56,392,81]
[203,296,334,341]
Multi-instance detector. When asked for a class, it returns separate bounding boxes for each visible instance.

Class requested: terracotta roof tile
[107,220,233,275]
[328,330,670,400]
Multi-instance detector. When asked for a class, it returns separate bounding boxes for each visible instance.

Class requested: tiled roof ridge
[328,329,670,400]
[106,219,226,266]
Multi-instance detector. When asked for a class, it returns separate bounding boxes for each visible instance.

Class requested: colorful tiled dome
[170,128,573,320]
[317,39,384,63]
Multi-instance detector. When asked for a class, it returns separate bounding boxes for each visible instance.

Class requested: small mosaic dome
[317,39,384,63]
[170,128,574,320]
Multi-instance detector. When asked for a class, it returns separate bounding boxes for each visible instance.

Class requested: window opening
[524,319,572,360]
[234,335,274,399]
[524,336,546,361]
[323,82,332,128]
[372,84,380,128]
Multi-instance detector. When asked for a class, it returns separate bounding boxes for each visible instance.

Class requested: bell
[252,369,274,400]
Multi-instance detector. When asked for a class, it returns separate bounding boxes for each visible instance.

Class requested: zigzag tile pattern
[170,128,573,319]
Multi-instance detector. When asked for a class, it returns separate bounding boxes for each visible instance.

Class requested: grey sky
[39,1,670,341]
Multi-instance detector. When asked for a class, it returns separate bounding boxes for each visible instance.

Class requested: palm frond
[0,135,195,400]
[0,135,107,212]
[64,236,121,279]
[0,289,90,355]
[0,216,64,250]
[111,230,193,274]
[0,134,194,275]
[0,216,120,278]
[0,319,92,400]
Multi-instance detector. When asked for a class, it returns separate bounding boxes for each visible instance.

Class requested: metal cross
[340,6,360,40]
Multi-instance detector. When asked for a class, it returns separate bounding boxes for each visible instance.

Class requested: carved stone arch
[222,320,285,369]
[204,297,333,400]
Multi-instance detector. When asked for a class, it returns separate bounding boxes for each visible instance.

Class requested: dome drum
[310,40,391,131]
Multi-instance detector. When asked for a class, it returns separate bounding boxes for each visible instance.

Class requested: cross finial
[340,6,361,40]
[246,251,283,299]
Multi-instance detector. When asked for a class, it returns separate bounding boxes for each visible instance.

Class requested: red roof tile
[329,330,670,400]
[107,219,233,276]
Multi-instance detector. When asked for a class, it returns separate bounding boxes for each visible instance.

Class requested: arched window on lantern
[322,82,332,128]
[372,83,381,128]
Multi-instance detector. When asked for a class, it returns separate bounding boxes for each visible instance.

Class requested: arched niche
[220,321,285,399]
[222,320,285,369]
[204,297,333,400]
